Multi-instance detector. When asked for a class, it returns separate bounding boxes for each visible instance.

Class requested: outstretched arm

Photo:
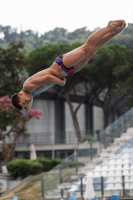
[33,75,66,86]
[24,75,66,91]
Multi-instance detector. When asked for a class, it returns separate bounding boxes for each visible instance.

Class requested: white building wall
[65,102,85,131]
[26,99,55,133]
[25,100,104,142]
[93,106,104,132]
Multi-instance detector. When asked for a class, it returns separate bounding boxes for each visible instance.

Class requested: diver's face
[18,91,33,107]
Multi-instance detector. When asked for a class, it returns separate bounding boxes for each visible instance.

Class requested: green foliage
[37,157,62,171]
[86,44,129,87]
[86,43,131,126]
[7,159,43,178]
[32,157,84,172]
[7,158,63,178]
[82,135,94,142]
[0,41,28,96]
[0,24,132,51]
[61,158,84,168]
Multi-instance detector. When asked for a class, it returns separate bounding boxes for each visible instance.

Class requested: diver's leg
[73,20,126,72]
[62,20,125,67]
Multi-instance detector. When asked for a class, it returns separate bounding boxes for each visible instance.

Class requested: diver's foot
[113,21,126,34]
[108,20,125,29]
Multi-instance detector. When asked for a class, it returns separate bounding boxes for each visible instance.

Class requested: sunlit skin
[15,20,126,115]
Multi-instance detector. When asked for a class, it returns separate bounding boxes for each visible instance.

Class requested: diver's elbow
[19,109,28,115]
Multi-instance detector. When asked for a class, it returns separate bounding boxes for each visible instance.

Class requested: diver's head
[11,91,33,110]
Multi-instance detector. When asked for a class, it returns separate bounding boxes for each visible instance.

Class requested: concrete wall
[25,99,104,138]
[93,106,104,131]
[0,173,10,193]
[65,102,85,131]
[26,99,55,133]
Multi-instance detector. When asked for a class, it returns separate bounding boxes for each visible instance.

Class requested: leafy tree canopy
[0,41,28,96]
[0,24,133,51]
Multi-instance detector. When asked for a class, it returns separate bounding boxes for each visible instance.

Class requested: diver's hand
[61,77,66,86]
[58,77,66,86]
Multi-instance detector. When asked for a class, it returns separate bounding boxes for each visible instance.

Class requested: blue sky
[0,0,133,34]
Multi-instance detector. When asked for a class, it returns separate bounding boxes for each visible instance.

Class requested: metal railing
[0,107,132,149]
[16,130,96,146]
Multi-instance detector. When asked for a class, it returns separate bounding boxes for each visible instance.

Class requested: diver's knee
[82,43,92,55]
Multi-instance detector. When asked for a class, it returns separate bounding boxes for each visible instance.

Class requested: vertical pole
[101,176,104,197]
[59,165,62,184]
[41,179,44,199]
[59,165,64,199]
[52,132,55,159]
[74,147,78,174]
[122,175,125,196]
[80,176,83,199]
[90,141,93,161]
[61,188,64,199]
[103,131,107,149]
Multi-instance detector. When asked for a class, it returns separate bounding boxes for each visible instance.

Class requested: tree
[86,44,130,127]
[113,46,133,108]
[0,41,44,163]
[0,95,43,163]
[0,41,28,96]
[0,24,133,51]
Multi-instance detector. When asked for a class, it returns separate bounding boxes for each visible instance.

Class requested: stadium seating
[89,136,133,197]
[66,127,133,198]
[73,135,133,197]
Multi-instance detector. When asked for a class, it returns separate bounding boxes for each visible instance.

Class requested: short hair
[11,93,22,110]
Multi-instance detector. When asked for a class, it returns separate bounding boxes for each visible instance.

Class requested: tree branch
[74,83,89,116]
[89,82,103,105]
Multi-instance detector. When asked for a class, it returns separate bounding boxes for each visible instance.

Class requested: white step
[81,163,95,170]
[99,152,110,158]
[127,127,133,133]
[78,126,133,176]
[92,157,103,165]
